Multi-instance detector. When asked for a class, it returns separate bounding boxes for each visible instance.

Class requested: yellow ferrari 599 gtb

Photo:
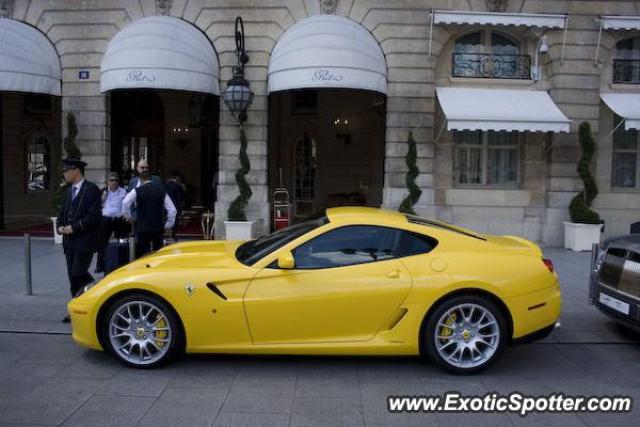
[68,207,561,374]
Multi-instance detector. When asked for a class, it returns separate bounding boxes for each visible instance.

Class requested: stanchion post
[24,233,32,295]
[128,237,136,262]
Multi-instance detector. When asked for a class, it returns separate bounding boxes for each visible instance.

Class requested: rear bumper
[508,282,562,339]
[511,322,558,345]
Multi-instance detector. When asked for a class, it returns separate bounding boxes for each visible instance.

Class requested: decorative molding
[486,0,508,13]
[0,0,14,18]
[155,0,172,16]
[319,0,337,15]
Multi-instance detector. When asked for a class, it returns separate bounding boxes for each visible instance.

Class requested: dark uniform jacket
[56,181,102,252]
[136,184,167,234]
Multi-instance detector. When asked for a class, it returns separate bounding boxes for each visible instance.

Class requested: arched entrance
[0,19,61,229]
[267,15,387,225]
[269,89,386,220]
[110,90,218,209]
[101,16,220,215]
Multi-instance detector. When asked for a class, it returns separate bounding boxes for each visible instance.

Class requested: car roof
[325,206,408,224]
[325,206,486,241]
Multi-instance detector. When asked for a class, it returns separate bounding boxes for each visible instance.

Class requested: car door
[244,225,413,344]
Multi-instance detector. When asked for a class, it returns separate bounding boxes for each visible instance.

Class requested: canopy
[0,18,61,96]
[428,10,568,58]
[432,10,567,28]
[600,15,640,31]
[436,87,570,133]
[101,16,220,95]
[601,93,640,130]
[268,15,387,94]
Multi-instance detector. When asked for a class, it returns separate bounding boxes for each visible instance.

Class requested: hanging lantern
[222,16,253,124]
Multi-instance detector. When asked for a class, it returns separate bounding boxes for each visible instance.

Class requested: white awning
[268,15,387,94]
[601,93,640,130]
[436,87,570,133]
[432,10,567,28]
[101,16,219,95]
[600,15,640,30]
[594,16,640,63]
[0,18,61,96]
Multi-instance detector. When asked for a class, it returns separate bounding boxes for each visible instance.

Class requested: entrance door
[110,90,219,210]
[268,89,386,227]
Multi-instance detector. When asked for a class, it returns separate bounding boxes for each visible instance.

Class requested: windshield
[405,214,486,241]
[236,215,329,265]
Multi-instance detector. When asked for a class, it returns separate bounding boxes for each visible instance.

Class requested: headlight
[74,281,98,298]
[593,248,606,273]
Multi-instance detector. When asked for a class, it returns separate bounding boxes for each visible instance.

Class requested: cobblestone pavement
[0,238,638,426]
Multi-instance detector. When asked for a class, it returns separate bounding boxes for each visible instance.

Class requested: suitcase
[104,241,129,274]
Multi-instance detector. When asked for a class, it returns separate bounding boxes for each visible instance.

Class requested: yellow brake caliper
[441,312,457,337]
[153,317,168,348]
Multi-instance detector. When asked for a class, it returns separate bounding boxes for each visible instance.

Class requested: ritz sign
[312,69,343,82]
[126,70,156,83]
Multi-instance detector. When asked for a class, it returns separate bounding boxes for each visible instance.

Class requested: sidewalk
[0,237,632,343]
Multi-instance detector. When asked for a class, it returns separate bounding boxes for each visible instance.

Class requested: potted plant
[398,131,422,215]
[224,127,253,240]
[563,122,602,251]
[51,113,82,244]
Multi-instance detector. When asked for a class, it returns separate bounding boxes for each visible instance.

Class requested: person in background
[56,158,101,322]
[95,172,128,273]
[164,170,184,240]
[122,171,176,257]
[126,159,162,192]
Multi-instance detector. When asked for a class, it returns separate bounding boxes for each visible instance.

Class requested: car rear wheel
[102,293,182,368]
[424,295,507,374]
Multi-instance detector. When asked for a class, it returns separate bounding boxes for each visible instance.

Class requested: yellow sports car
[68,207,561,374]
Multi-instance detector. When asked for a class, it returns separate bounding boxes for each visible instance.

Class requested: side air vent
[385,308,408,331]
[206,282,228,300]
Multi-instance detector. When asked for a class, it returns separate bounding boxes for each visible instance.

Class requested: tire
[423,294,507,375]
[101,293,182,368]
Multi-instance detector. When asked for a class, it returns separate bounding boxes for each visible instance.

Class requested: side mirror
[277,251,295,269]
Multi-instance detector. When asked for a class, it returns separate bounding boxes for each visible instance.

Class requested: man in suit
[122,171,176,257]
[57,158,102,322]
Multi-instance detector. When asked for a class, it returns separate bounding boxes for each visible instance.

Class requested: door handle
[386,270,401,279]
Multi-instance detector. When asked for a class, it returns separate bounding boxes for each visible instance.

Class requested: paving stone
[97,366,178,397]
[61,394,155,426]
[0,377,103,425]
[291,397,364,427]
[53,351,123,380]
[138,388,226,427]
[213,411,290,427]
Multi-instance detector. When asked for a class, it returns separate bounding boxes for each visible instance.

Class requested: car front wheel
[424,295,507,374]
[102,293,182,368]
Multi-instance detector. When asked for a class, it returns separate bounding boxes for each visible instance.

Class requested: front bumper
[67,298,103,350]
[591,279,640,333]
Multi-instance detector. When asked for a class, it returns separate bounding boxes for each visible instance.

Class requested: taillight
[542,258,554,273]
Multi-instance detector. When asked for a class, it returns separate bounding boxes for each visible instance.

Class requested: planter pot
[224,221,253,240]
[51,216,62,244]
[563,221,601,251]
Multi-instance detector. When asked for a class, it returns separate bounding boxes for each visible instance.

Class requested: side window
[293,225,399,269]
[394,231,438,257]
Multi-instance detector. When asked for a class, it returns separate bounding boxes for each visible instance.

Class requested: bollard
[128,237,136,262]
[24,233,32,295]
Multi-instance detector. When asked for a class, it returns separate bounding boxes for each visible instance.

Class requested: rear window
[405,214,486,241]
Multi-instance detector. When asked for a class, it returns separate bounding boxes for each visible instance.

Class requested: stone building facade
[1,0,639,246]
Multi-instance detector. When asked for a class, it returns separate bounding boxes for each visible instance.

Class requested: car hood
[121,240,246,271]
